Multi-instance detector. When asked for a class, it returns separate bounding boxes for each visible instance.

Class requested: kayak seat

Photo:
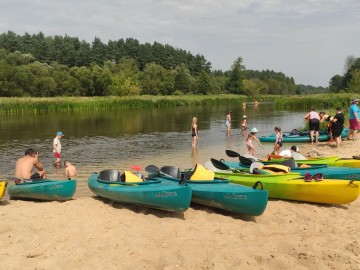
[161,166,181,179]
[281,159,298,168]
[98,170,122,182]
[190,164,215,181]
[120,171,143,183]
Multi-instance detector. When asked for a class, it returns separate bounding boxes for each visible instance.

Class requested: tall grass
[274,93,357,111]
[0,95,253,113]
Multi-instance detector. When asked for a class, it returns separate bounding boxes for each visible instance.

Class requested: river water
[0,102,305,197]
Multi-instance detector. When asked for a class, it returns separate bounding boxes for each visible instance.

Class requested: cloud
[0,0,359,86]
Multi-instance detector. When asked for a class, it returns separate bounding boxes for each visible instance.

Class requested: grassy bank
[0,95,258,113]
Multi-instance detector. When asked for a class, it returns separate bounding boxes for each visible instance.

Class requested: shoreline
[0,139,359,269]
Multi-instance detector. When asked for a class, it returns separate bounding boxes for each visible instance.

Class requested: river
[0,102,306,197]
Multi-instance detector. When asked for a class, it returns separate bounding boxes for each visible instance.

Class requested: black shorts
[30,173,42,181]
[309,119,320,131]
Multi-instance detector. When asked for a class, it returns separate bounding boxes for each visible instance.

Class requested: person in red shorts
[347,99,360,140]
[53,131,64,165]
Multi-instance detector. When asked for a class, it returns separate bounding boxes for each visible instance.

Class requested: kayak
[224,161,360,180]
[259,128,348,143]
[212,171,360,204]
[147,165,268,216]
[265,155,340,165]
[266,155,360,168]
[88,171,192,212]
[0,182,7,201]
[7,179,76,201]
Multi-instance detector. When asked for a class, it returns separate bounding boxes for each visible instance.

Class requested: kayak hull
[148,174,268,216]
[88,173,192,212]
[7,180,76,201]
[213,171,360,204]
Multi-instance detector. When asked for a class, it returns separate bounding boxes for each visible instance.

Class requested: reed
[0,95,254,113]
[274,93,357,111]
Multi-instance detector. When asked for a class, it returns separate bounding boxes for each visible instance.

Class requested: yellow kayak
[214,171,360,204]
[0,182,7,201]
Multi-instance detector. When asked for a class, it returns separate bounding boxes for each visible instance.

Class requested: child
[246,127,263,156]
[273,126,283,155]
[191,117,199,148]
[241,115,247,137]
[64,160,77,180]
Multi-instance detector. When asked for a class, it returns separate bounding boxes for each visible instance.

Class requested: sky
[0,0,359,87]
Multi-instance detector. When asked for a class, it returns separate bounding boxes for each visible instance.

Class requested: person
[279,145,299,157]
[53,131,64,164]
[191,117,199,148]
[319,111,333,140]
[304,108,320,144]
[241,115,247,136]
[273,126,283,155]
[15,148,46,183]
[246,127,263,156]
[225,111,232,137]
[331,107,345,147]
[347,98,360,141]
[64,160,77,180]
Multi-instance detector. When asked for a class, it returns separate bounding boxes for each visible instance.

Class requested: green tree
[195,70,211,94]
[174,64,194,93]
[226,57,245,94]
[140,63,175,95]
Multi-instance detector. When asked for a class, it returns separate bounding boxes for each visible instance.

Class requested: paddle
[210,158,244,173]
[226,149,240,158]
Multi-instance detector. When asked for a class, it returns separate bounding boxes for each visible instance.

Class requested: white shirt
[279,149,292,157]
[53,137,61,153]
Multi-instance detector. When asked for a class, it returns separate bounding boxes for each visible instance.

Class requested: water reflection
[191,147,199,168]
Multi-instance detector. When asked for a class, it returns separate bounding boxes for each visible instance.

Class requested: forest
[0,31,356,97]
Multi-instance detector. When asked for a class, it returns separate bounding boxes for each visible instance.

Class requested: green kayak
[146,165,268,216]
[88,170,192,212]
[259,128,348,143]
[7,179,76,201]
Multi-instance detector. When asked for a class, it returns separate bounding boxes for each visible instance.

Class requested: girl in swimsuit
[246,128,262,156]
[241,115,247,137]
[191,117,199,148]
[273,126,283,155]
[225,111,232,137]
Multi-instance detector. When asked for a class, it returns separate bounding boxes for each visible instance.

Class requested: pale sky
[1,0,359,86]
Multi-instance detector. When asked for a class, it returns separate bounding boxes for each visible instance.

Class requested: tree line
[329,56,360,93]
[0,31,299,97]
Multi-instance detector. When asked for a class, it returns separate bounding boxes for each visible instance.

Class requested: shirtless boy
[15,148,46,183]
[64,160,77,180]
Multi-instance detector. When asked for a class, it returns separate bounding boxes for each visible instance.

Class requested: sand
[1,139,360,269]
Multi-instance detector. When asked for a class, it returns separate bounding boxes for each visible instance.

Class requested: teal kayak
[259,128,348,143]
[223,161,360,180]
[147,166,268,216]
[88,171,192,212]
[7,179,76,201]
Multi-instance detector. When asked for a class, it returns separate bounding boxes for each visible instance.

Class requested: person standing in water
[53,131,64,165]
[241,115,247,137]
[191,117,199,148]
[225,111,232,137]
[246,127,263,156]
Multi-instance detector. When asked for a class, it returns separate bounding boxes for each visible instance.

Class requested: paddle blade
[144,165,160,173]
[226,149,240,158]
[210,158,230,171]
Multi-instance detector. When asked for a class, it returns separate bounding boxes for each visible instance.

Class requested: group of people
[303,98,359,148]
[14,131,77,183]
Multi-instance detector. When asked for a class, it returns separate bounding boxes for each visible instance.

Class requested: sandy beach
[1,139,360,269]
